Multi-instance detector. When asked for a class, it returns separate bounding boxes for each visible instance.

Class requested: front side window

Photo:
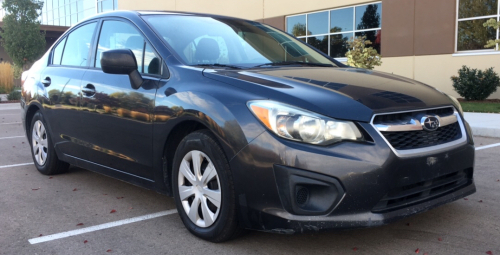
[286,3,382,58]
[95,20,161,75]
[457,0,499,51]
[144,15,336,67]
[61,22,97,66]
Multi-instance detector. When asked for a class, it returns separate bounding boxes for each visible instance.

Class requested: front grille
[372,168,472,213]
[382,122,461,150]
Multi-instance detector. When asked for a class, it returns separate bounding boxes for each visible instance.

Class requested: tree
[345,36,382,70]
[0,0,46,78]
[483,18,500,50]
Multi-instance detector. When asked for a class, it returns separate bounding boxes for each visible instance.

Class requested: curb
[469,126,500,138]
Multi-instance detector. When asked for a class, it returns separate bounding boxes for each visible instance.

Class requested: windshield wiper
[254,61,334,68]
[193,63,243,69]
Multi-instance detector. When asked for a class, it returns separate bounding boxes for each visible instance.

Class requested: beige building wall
[375,54,500,99]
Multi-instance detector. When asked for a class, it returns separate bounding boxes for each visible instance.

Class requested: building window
[40,0,118,27]
[457,0,500,52]
[286,2,382,59]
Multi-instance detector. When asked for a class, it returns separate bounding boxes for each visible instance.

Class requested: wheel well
[162,120,208,196]
[25,104,40,139]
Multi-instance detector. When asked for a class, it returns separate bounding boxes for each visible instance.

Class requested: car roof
[90,10,253,23]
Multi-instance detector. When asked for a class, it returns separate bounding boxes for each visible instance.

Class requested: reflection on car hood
[203,67,452,122]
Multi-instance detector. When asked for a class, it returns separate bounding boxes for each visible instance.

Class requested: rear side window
[52,37,66,65]
[96,20,161,76]
[61,22,97,66]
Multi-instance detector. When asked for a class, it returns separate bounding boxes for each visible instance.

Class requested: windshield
[143,15,337,68]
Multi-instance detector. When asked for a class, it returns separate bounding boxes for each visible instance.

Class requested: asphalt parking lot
[1,103,499,255]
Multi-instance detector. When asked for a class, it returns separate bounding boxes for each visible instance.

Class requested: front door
[78,19,163,180]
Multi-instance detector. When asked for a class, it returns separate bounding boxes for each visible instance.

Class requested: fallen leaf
[73,188,77,191]
[106,249,112,253]
[32,188,39,191]
[84,240,88,244]
[486,251,493,255]
[39,234,43,237]
[76,223,84,226]
[116,197,124,199]
[424,253,429,255]
[22,142,25,144]
[129,207,133,210]
[49,177,53,179]
[406,223,410,226]
[496,179,499,182]
[438,237,443,241]
[463,198,468,200]
[415,248,420,254]
[479,200,483,203]
[352,247,358,251]
[110,209,116,213]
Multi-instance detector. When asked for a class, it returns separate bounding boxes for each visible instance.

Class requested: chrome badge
[421,116,440,131]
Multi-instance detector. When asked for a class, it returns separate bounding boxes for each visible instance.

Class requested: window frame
[92,17,164,78]
[285,1,382,60]
[49,19,99,68]
[455,0,500,53]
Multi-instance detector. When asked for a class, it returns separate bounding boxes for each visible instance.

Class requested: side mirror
[101,49,144,90]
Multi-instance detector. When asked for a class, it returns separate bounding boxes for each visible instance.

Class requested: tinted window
[286,15,306,37]
[459,0,498,19]
[330,8,353,33]
[307,11,328,35]
[95,20,145,72]
[355,3,382,30]
[61,22,96,66]
[52,37,67,65]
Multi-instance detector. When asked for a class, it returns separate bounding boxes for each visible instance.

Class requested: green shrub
[451,66,500,101]
[345,36,382,70]
[7,90,21,101]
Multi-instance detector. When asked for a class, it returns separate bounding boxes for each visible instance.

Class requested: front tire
[172,130,242,242]
[30,111,69,175]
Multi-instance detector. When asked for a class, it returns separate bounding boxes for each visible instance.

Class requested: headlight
[446,94,463,114]
[248,100,363,145]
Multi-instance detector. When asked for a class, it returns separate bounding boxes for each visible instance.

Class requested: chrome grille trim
[370,106,468,158]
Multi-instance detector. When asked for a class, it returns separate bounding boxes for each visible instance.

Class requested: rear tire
[172,130,243,242]
[29,111,69,175]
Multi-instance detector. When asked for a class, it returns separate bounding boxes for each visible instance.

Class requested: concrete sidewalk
[463,112,500,138]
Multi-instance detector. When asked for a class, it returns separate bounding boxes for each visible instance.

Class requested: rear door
[78,19,162,180]
[41,21,98,159]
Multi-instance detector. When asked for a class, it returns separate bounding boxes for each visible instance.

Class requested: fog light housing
[274,165,345,216]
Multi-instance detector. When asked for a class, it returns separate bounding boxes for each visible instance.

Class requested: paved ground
[1,104,499,255]
[464,112,500,138]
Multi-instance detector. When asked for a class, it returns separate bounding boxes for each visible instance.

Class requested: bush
[7,90,21,101]
[0,62,14,93]
[451,66,500,101]
[345,36,382,70]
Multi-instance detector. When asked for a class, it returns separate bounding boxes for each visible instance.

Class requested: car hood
[203,67,452,122]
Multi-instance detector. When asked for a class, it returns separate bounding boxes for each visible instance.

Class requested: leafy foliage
[7,90,21,101]
[345,36,382,70]
[0,0,46,78]
[483,18,500,50]
[451,66,500,101]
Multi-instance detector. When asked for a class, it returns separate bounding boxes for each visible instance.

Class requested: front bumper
[229,122,475,233]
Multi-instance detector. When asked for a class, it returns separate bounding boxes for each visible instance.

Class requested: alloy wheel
[178,150,221,228]
[32,120,48,166]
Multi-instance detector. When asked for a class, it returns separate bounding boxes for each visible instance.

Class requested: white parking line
[0,163,34,169]
[0,136,25,140]
[29,209,178,244]
[475,142,500,151]
[0,122,22,125]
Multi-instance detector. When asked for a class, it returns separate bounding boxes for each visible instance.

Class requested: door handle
[82,84,96,97]
[41,77,51,87]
